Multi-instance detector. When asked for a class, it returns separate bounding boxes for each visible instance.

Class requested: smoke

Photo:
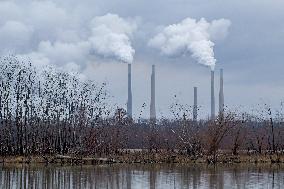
[0,1,137,69]
[148,17,231,70]
[89,14,137,64]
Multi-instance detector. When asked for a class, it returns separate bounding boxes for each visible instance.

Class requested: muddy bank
[1,152,284,165]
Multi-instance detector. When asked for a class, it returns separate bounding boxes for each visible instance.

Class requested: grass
[1,152,284,165]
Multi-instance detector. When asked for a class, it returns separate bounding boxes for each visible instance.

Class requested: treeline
[0,56,108,155]
[87,111,284,158]
[0,56,284,159]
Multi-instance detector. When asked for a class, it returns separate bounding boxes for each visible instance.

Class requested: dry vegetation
[1,56,284,165]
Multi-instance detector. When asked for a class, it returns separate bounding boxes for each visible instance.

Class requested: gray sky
[1,0,284,118]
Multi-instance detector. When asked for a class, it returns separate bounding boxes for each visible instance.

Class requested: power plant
[150,64,156,121]
[125,64,224,121]
[127,64,132,118]
[219,69,224,116]
[211,70,215,119]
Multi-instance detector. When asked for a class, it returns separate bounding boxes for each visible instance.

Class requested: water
[0,164,283,189]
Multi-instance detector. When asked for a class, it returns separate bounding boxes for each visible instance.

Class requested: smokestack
[211,70,215,119]
[150,65,156,121]
[219,69,224,116]
[193,87,198,121]
[127,64,132,118]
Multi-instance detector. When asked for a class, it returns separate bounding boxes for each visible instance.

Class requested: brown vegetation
[1,56,284,165]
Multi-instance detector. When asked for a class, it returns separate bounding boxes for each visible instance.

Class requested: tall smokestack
[211,70,215,119]
[150,65,156,121]
[127,64,132,118]
[193,87,198,121]
[219,69,224,116]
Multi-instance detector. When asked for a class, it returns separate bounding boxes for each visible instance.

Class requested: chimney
[193,87,198,121]
[211,70,215,119]
[150,65,156,121]
[219,69,224,116]
[127,64,132,118]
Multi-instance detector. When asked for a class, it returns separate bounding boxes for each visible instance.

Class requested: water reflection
[0,164,283,189]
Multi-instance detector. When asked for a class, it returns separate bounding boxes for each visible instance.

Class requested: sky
[1,0,284,119]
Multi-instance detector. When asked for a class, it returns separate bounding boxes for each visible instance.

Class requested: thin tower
[193,87,198,121]
[127,64,132,118]
[219,68,224,116]
[150,65,156,121]
[211,70,215,119]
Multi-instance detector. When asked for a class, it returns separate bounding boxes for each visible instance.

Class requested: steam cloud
[89,14,137,63]
[0,1,230,70]
[148,18,231,70]
[0,1,136,69]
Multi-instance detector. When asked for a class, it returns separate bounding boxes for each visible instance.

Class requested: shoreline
[1,153,284,165]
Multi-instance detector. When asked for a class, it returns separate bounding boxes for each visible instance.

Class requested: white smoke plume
[0,1,137,69]
[148,17,231,70]
[89,14,137,64]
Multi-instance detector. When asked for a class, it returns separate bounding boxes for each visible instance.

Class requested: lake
[0,164,283,189]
